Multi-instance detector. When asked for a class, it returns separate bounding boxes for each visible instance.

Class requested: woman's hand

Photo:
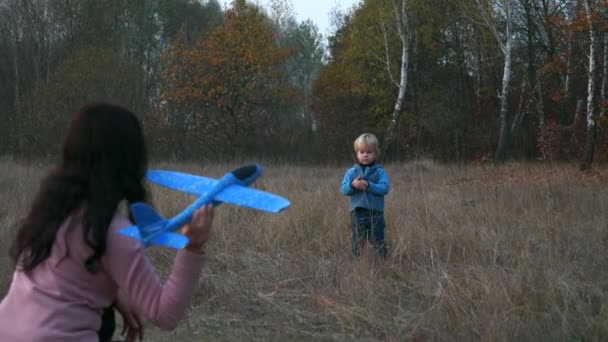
[182,204,214,254]
[114,301,143,342]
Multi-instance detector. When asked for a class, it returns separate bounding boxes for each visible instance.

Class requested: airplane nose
[232,165,257,180]
[231,164,262,184]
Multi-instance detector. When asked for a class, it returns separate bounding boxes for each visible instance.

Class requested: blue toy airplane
[118,164,290,249]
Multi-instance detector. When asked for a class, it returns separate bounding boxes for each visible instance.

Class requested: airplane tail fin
[131,202,164,227]
[124,202,172,247]
[118,204,189,249]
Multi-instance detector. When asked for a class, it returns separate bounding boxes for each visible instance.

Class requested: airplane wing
[147,232,189,249]
[145,170,290,213]
[119,224,190,249]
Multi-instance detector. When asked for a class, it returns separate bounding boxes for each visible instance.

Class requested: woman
[0,103,214,341]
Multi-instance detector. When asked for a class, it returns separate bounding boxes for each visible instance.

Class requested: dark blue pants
[350,208,387,258]
[98,305,115,342]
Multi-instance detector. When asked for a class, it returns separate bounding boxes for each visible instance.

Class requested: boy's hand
[360,179,369,190]
[351,177,369,191]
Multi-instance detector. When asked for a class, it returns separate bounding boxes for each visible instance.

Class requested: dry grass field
[1,156,607,341]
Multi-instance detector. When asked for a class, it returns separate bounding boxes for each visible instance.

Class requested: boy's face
[356,144,376,165]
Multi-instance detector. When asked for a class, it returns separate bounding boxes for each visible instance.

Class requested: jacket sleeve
[340,169,356,195]
[367,168,390,196]
[102,216,205,331]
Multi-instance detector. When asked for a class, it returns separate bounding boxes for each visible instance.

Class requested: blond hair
[353,133,380,154]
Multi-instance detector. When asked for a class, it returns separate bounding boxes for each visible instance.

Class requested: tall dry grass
[0,158,607,341]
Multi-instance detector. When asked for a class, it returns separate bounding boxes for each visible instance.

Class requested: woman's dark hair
[10,102,148,273]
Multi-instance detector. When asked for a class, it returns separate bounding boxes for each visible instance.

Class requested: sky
[219,0,361,37]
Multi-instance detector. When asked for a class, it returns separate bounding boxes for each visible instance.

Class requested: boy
[340,133,390,258]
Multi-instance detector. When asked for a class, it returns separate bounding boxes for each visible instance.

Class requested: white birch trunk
[600,34,607,117]
[495,31,513,162]
[492,0,514,162]
[581,0,597,170]
[383,0,409,155]
[473,0,514,162]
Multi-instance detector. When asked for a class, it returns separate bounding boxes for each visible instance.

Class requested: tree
[266,0,325,152]
[472,0,516,163]
[283,19,325,133]
[18,46,145,154]
[161,0,297,158]
[381,0,410,156]
[580,0,597,170]
[321,0,410,157]
[0,0,22,152]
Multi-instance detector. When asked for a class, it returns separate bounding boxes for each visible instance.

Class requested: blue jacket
[340,162,390,212]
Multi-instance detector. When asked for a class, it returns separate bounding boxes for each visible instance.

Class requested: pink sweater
[0,210,205,342]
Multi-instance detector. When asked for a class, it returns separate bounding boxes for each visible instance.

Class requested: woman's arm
[102,216,206,330]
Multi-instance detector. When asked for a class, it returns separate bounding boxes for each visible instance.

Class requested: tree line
[1,0,607,167]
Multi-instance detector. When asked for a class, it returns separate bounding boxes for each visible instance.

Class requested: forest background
[2,0,608,167]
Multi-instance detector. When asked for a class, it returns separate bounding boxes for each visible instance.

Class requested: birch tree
[580,0,597,170]
[600,33,607,117]
[381,0,410,155]
[473,0,515,162]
